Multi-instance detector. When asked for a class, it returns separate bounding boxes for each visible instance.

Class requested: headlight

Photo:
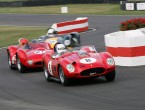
[66,64,75,73]
[64,40,71,46]
[27,60,33,65]
[106,58,114,65]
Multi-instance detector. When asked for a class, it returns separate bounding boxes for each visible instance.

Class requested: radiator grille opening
[34,61,42,65]
[80,68,105,76]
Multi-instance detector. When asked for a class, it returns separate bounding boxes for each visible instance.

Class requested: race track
[0,14,145,110]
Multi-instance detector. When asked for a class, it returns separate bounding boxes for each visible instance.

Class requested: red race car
[7,38,51,73]
[42,43,116,86]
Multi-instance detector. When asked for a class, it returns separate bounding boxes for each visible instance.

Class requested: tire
[43,63,52,82]
[16,56,27,73]
[7,52,16,70]
[105,70,116,82]
[59,66,70,86]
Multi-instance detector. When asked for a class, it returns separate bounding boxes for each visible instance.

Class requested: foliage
[120,18,145,31]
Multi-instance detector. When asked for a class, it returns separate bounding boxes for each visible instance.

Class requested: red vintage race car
[7,38,51,73]
[42,43,116,86]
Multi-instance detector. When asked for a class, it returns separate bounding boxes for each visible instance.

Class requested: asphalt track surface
[0,14,145,110]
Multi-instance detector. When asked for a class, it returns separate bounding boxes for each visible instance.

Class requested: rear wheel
[16,56,27,73]
[43,63,52,82]
[105,70,115,82]
[7,52,16,70]
[59,66,71,86]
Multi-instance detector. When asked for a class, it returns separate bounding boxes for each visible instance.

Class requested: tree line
[0,0,122,7]
[23,0,121,6]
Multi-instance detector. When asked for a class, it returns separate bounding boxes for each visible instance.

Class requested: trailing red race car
[42,43,116,86]
[7,31,81,73]
[7,38,51,73]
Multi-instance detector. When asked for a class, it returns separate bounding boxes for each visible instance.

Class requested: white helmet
[55,44,66,54]
[47,28,56,37]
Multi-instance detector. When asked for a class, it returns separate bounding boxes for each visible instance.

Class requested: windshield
[71,45,96,52]
[67,45,97,54]
[78,50,88,56]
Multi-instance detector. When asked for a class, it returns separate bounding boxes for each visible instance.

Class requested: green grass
[0,4,145,15]
[0,3,145,47]
[0,26,47,47]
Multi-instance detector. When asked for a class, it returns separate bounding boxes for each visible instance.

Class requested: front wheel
[16,56,27,73]
[59,66,71,86]
[105,70,116,82]
[7,52,16,70]
[43,63,52,82]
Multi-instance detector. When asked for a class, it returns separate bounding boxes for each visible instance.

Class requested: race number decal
[80,58,96,64]
[34,50,46,54]
[64,40,71,46]
[12,55,16,64]
[48,61,53,76]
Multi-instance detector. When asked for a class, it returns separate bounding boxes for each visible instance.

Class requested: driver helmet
[47,28,57,37]
[18,38,28,46]
[55,44,67,54]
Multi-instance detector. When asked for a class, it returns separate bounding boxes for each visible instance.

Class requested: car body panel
[7,42,51,69]
[39,32,81,48]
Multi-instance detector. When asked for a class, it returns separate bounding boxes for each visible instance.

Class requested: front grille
[80,68,105,76]
[34,61,42,65]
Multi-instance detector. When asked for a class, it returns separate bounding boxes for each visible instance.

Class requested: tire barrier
[49,17,89,34]
[104,28,145,66]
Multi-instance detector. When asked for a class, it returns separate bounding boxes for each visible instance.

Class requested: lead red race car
[42,43,116,86]
[7,38,52,73]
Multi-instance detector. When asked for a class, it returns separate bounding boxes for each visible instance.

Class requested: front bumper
[23,59,43,68]
[65,67,115,78]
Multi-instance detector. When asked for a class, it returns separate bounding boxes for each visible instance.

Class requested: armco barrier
[50,17,89,34]
[104,28,145,66]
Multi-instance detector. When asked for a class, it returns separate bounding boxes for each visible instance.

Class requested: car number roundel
[48,61,53,76]
[80,58,96,64]
[34,50,46,54]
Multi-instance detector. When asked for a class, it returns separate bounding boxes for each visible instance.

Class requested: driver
[46,28,58,37]
[53,43,67,58]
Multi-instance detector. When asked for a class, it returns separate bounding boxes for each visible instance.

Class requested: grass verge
[0,4,145,15]
[0,26,47,47]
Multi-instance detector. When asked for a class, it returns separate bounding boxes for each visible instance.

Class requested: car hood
[25,49,45,60]
[62,52,105,67]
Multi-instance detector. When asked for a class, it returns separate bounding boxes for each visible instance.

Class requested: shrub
[120,18,145,31]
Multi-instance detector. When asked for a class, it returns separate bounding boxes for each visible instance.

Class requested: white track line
[0,25,49,27]
[0,47,7,50]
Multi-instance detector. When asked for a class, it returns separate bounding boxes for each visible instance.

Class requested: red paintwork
[106,46,145,57]
[7,42,52,69]
[58,27,88,35]
[43,45,115,79]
